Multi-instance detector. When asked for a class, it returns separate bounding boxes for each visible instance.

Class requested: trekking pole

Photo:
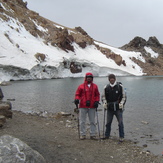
[74,103,80,139]
[96,108,101,139]
[103,109,106,138]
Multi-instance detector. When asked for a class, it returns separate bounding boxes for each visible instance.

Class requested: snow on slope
[0,15,72,69]
[94,41,145,75]
[0,13,145,82]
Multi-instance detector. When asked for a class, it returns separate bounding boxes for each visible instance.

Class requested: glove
[102,99,107,110]
[94,101,99,108]
[103,101,107,110]
[74,99,79,105]
[119,103,123,109]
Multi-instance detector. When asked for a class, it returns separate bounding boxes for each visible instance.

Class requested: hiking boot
[103,136,109,140]
[90,136,97,140]
[119,138,124,142]
[80,135,86,140]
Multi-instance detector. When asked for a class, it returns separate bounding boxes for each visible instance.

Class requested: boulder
[34,53,46,62]
[0,115,6,127]
[75,26,88,35]
[70,62,82,73]
[110,54,123,66]
[0,101,12,118]
[0,135,46,163]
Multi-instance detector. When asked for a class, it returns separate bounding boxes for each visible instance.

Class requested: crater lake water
[2,76,163,156]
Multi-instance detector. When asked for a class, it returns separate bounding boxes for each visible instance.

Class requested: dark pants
[105,109,124,138]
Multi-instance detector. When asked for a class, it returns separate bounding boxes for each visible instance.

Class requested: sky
[24,0,163,47]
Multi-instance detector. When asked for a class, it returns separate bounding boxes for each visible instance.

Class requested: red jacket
[74,73,100,108]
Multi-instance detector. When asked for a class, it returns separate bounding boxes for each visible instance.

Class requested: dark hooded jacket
[74,72,100,108]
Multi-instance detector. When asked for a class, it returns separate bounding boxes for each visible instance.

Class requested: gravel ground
[0,111,162,163]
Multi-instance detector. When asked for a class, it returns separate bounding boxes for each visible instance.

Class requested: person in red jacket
[74,72,100,140]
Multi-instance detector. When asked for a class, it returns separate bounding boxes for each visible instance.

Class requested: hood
[84,72,93,83]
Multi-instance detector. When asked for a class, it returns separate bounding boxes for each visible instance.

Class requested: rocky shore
[0,111,162,163]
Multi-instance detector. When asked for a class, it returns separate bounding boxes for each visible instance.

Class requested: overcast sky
[25,0,163,47]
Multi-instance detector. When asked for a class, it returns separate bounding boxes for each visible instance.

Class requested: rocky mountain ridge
[121,36,163,75]
[0,0,162,78]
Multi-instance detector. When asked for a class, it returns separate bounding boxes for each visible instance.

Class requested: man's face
[109,78,115,84]
[86,77,93,83]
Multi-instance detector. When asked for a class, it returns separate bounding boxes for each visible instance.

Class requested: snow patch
[144,46,159,58]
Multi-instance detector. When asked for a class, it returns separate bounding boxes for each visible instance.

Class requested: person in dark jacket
[102,74,126,142]
[74,72,100,140]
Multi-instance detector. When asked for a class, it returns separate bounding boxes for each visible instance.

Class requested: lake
[1,76,163,156]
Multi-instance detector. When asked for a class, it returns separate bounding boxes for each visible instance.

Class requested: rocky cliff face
[121,36,163,75]
[0,0,93,52]
[0,0,162,76]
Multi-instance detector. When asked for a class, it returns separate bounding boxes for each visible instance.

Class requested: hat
[108,74,116,80]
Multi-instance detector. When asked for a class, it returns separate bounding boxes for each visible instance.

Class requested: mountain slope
[0,0,162,81]
[121,36,163,76]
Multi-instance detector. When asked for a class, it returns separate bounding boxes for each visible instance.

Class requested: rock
[70,62,82,73]
[34,53,46,62]
[0,81,11,86]
[0,135,46,163]
[143,144,148,147]
[75,26,88,35]
[0,101,12,109]
[121,36,147,51]
[0,101,12,126]
[7,98,15,101]
[58,112,71,117]
[0,102,12,118]
[111,54,123,66]
[141,121,149,124]
[0,115,6,127]
[120,36,163,76]
[147,36,161,48]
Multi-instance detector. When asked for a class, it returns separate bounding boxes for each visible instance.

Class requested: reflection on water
[2,76,163,156]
